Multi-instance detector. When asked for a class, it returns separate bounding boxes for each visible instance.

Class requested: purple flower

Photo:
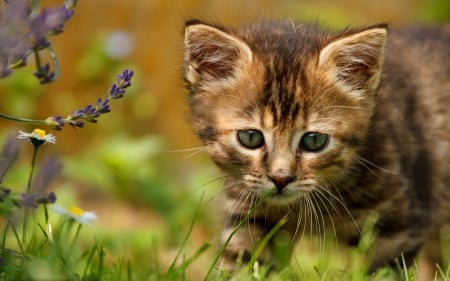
[95,98,111,114]
[70,109,85,119]
[0,0,77,80]
[32,156,62,194]
[38,69,134,130]
[108,84,126,99]
[18,191,57,208]
[117,69,134,89]
[0,133,19,182]
[68,119,84,128]
[82,104,100,123]
[0,0,33,77]
[108,69,134,99]
[36,192,57,204]
[33,63,55,84]
[45,115,65,130]
[31,5,74,40]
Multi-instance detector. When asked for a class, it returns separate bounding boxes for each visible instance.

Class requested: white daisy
[17,128,56,144]
[52,205,97,225]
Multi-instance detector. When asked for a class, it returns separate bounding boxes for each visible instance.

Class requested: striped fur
[184,20,450,275]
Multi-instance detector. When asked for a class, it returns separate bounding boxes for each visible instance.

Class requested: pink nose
[269,175,297,191]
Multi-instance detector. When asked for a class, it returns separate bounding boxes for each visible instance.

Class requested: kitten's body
[184,20,450,273]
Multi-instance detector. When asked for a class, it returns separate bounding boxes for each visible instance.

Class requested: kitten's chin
[260,188,305,206]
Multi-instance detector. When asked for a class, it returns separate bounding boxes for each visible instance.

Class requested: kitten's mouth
[263,187,303,205]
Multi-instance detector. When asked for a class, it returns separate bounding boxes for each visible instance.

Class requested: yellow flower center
[32,128,47,138]
[68,206,84,216]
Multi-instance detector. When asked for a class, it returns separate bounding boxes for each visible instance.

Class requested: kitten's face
[184,20,386,205]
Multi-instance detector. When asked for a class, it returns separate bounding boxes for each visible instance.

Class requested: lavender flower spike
[117,69,134,89]
[108,84,126,99]
[45,115,65,130]
[108,69,134,99]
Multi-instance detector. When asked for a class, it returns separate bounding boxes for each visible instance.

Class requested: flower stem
[22,144,40,249]
[27,144,39,194]
[48,45,60,81]
[33,49,41,68]
[69,223,82,255]
[43,204,53,242]
[0,112,46,125]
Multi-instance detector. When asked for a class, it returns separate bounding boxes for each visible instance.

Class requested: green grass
[0,129,448,281]
[4,197,448,281]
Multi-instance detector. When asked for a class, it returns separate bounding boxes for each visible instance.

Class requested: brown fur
[184,20,450,275]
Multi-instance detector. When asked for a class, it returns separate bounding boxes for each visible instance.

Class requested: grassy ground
[0,132,449,280]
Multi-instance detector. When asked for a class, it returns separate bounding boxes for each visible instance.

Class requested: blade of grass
[127,259,132,281]
[181,242,211,271]
[82,243,98,279]
[164,192,205,280]
[246,216,288,271]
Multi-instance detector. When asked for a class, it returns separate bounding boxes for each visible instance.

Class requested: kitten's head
[184,20,387,205]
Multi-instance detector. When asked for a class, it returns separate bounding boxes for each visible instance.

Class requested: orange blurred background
[1,0,446,152]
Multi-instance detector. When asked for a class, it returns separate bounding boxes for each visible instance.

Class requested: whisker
[165,146,208,160]
[317,179,362,236]
[312,188,339,248]
[353,156,380,177]
[309,193,325,254]
[304,195,315,246]
[292,199,304,242]
[166,146,207,153]
[223,185,251,231]
[354,154,398,176]
[208,178,246,203]
[183,149,208,160]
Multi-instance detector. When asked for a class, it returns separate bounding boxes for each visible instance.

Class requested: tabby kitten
[183,19,450,273]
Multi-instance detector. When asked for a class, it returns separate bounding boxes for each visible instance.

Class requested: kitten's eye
[300,132,328,152]
[237,129,265,149]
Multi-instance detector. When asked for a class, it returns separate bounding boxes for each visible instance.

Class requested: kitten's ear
[318,25,387,96]
[184,20,252,86]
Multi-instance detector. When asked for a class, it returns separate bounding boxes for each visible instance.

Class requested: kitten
[183,19,450,274]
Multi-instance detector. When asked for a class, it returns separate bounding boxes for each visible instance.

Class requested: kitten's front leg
[369,229,427,272]
[219,218,272,272]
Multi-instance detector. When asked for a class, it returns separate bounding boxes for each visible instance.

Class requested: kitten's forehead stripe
[261,67,304,129]
[237,22,324,131]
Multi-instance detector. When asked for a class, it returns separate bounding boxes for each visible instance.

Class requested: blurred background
[0,0,449,276]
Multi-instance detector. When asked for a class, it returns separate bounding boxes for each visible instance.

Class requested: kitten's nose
[269,175,297,191]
